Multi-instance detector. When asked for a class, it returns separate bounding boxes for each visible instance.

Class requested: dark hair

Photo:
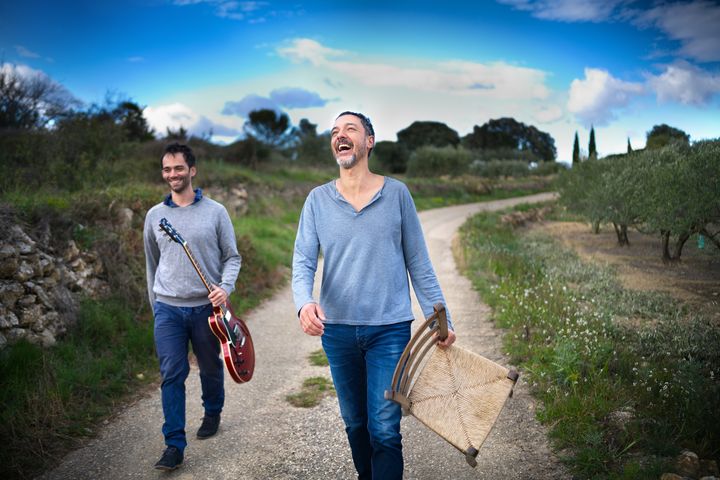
[162,143,196,168]
[336,111,375,158]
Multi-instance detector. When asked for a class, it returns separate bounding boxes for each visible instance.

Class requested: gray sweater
[292,177,451,327]
[144,196,241,307]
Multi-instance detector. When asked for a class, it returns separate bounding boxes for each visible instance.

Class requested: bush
[406,145,471,177]
[469,159,530,178]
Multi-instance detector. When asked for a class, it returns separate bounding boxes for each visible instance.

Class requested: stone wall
[0,224,108,349]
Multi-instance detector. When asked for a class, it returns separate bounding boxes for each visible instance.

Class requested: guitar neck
[181,243,214,296]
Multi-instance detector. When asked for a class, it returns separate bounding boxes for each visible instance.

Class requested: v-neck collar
[333,177,387,214]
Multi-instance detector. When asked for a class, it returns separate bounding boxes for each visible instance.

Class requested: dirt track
[40,192,570,480]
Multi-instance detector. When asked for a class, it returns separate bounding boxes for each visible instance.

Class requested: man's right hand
[299,303,326,336]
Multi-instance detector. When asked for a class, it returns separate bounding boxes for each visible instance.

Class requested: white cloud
[638,1,720,62]
[533,105,564,123]
[498,0,625,22]
[172,0,269,21]
[277,38,550,100]
[567,68,644,126]
[647,61,720,105]
[15,45,40,58]
[144,102,240,138]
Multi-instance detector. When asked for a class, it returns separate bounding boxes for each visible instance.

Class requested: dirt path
[40,192,569,480]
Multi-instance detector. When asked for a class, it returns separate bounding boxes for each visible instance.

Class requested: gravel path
[40,192,570,480]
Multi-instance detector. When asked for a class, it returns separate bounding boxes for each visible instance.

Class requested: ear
[190,166,197,178]
[366,135,375,150]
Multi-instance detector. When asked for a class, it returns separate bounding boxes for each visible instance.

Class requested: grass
[286,376,336,408]
[0,298,157,480]
[309,349,329,366]
[457,202,719,479]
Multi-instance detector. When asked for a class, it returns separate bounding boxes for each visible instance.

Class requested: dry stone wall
[0,224,108,349]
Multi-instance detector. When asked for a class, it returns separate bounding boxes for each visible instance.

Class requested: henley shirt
[144,194,241,308]
[292,177,451,327]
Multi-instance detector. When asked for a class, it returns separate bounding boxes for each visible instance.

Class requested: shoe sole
[154,463,182,471]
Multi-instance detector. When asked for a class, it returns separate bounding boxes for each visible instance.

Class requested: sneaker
[196,414,221,439]
[154,446,183,471]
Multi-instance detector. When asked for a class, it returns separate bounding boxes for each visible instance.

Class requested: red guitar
[159,217,255,383]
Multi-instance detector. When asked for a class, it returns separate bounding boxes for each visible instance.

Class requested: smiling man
[143,143,241,471]
[292,111,456,479]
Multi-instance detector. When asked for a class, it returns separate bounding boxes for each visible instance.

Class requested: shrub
[406,145,471,177]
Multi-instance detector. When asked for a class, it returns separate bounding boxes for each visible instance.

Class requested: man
[292,111,456,479]
[143,143,241,471]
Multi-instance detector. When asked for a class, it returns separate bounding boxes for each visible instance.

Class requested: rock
[27,283,53,309]
[0,281,25,308]
[0,244,19,279]
[117,207,134,229]
[11,225,35,254]
[700,459,720,477]
[19,304,44,327]
[38,252,56,277]
[676,450,700,478]
[17,294,36,307]
[607,407,635,432]
[15,261,35,282]
[39,329,56,347]
[0,332,6,349]
[6,328,27,342]
[0,310,20,328]
[63,240,80,262]
[660,474,684,480]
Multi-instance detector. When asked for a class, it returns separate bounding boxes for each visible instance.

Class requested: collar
[164,188,203,208]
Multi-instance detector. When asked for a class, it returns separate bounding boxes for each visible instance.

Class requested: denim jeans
[153,301,224,452]
[321,320,411,480]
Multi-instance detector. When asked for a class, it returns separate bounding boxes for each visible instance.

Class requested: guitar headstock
[159,218,186,245]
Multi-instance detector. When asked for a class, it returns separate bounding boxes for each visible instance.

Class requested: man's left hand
[209,285,228,307]
[437,329,456,349]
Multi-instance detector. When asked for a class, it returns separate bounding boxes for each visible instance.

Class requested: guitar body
[158,217,255,385]
[208,302,255,383]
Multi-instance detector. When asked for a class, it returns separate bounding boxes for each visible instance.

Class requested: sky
[1,0,719,162]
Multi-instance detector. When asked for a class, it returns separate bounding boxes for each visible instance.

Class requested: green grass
[0,298,157,479]
[286,376,336,408]
[457,202,719,479]
[309,349,329,366]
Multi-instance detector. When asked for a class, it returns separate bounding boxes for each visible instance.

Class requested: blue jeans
[321,321,411,480]
[153,301,224,452]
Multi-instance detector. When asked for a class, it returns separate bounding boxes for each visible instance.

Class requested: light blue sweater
[292,177,451,327]
[144,195,241,308]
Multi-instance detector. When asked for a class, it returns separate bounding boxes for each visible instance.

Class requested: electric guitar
[159,217,255,383]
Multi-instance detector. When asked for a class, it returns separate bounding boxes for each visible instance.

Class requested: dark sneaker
[196,414,221,439]
[154,446,183,471]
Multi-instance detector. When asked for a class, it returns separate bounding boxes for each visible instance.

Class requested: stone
[659,474,684,480]
[38,252,56,277]
[676,450,700,478]
[11,225,35,254]
[6,328,27,343]
[39,329,56,347]
[63,240,80,262]
[607,407,635,432]
[14,261,35,282]
[0,246,19,279]
[27,283,53,309]
[117,207,134,229]
[0,281,25,308]
[700,459,720,477]
[0,311,20,328]
[0,332,6,349]
[17,294,37,308]
[19,304,43,327]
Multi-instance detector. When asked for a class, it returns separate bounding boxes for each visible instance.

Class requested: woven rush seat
[385,304,518,467]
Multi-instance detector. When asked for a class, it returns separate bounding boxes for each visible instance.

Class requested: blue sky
[1,0,718,162]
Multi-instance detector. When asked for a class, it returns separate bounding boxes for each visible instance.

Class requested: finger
[315,304,327,321]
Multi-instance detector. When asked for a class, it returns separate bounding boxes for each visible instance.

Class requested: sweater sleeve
[292,192,320,315]
[217,206,241,295]
[399,186,453,329]
[143,209,160,308]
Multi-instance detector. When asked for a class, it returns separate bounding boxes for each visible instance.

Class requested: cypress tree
[589,126,597,160]
[572,131,580,165]
[627,137,633,153]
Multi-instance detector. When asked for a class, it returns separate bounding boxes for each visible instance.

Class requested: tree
[243,109,296,148]
[373,141,409,174]
[645,124,689,150]
[627,137,633,153]
[572,131,580,165]
[462,117,556,162]
[294,118,329,165]
[588,126,597,160]
[112,101,154,141]
[396,121,460,151]
[0,63,77,129]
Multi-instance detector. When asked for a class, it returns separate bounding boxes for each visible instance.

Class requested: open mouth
[336,141,353,154]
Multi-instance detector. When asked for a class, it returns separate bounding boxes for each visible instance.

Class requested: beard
[335,153,359,169]
[168,175,191,193]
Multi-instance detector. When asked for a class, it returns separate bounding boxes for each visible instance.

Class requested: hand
[299,303,326,336]
[208,285,228,307]
[436,328,456,349]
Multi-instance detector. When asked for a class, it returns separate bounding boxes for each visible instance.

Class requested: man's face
[161,153,196,193]
[330,115,374,169]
